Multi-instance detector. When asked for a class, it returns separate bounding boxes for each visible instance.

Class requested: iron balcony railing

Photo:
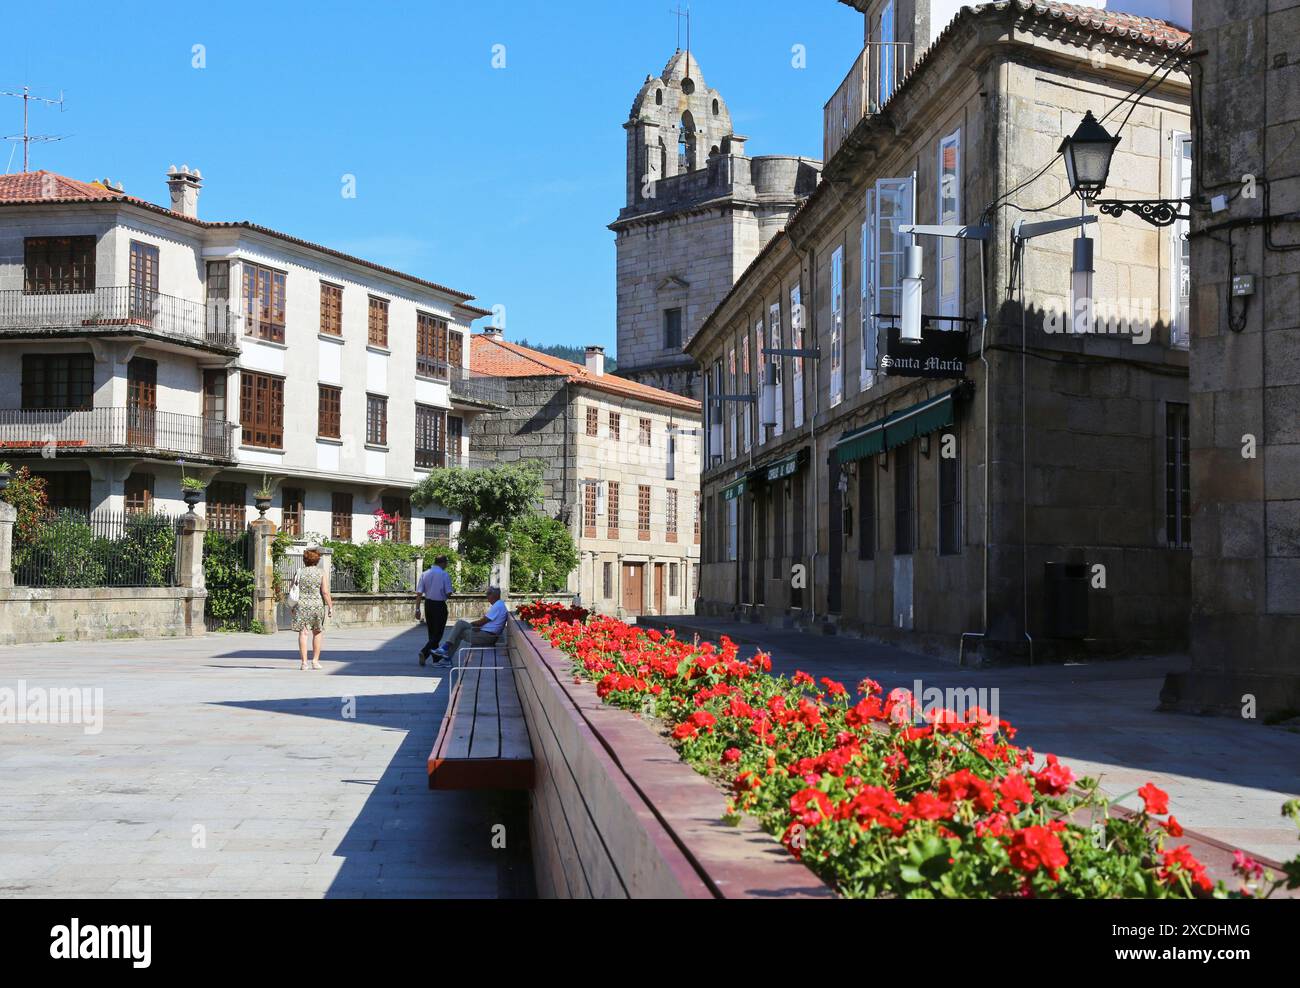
[823,41,910,164]
[0,406,236,461]
[449,364,509,407]
[0,286,241,350]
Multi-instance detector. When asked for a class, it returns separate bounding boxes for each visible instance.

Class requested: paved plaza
[0,626,533,898]
[645,617,1300,865]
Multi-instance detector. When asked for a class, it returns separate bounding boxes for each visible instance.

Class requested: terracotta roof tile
[470,335,701,414]
[0,170,125,202]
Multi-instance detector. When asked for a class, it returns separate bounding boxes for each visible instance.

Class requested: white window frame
[936,129,962,322]
[879,1,896,106]
[860,189,877,391]
[875,175,915,351]
[727,344,737,460]
[830,245,844,408]
[791,284,805,428]
[741,332,752,452]
[1170,131,1192,349]
[726,497,738,561]
[769,300,784,438]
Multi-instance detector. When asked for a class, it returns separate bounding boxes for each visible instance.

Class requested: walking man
[416,555,453,666]
[428,587,507,665]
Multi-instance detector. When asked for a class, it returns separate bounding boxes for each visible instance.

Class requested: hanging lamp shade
[1059,110,1120,200]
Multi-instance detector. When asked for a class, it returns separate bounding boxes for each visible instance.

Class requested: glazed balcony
[448,364,509,409]
[0,287,241,353]
[823,42,910,164]
[0,406,237,463]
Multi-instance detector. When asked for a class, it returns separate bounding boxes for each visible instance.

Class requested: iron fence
[0,406,236,461]
[0,286,241,350]
[202,527,255,632]
[14,509,179,588]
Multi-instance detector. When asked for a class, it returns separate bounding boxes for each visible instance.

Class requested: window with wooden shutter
[415,403,446,468]
[638,485,651,540]
[24,236,95,294]
[320,282,343,336]
[208,481,247,533]
[586,407,599,437]
[318,384,341,439]
[381,495,410,542]
[606,481,619,538]
[368,296,389,348]
[583,481,597,538]
[448,329,464,369]
[282,487,305,537]
[331,492,353,541]
[366,394,388,446]
[417,312,449,379]
[242,263,286,342]
[124,473,154,514]
[239,372,284,449]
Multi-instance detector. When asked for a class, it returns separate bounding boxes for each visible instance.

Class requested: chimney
[166,164,202,218]
[481,325,504,338]
[585,345,605,376]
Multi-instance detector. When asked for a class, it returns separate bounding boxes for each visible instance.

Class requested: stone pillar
[175,511,207,636]
[0,500,16,590]
[249,518,277,630]
[370,558,380,594]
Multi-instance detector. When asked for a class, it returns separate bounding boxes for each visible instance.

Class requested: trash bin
[1044,562,1089,639]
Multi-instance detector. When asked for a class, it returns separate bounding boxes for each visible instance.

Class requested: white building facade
[0,168,500,542]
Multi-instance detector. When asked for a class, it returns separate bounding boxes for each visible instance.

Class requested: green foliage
[322,538,421,593]
[412,461,545,587]
[508,512,578,594]
[0,466,49,543]
[203,529,255,624]
[512,339,617,371]
[14,510,175,588]
[421,541,490,594]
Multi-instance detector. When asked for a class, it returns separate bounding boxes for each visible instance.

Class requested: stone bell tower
[610,50,820,401]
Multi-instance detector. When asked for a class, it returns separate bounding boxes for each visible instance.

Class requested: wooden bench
[427,638,534,791]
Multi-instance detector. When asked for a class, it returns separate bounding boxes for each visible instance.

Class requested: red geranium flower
[1032,754,1075,796]
[1138,782,1169,816]
[1007,825,1069,880]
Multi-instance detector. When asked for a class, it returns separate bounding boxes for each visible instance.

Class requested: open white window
[727,344,737,459]
[830,245,844,407]
[741,332,752,452]
[936,129,962,322]
[1171,132,1192,349]
[861,188,877,391]
[791,284,805,428]
[875,175,916,351]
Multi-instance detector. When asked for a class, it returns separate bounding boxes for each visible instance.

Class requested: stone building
[610,50,821,401]
[690,0,1194,662]
[470,330,701,616]
[0,167,501,543]
[1161,0,1300,716]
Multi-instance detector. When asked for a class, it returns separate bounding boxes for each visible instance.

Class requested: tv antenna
[2,85,67,173]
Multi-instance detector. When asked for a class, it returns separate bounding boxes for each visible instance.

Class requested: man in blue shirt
[429,587,506,665]
[416,555,454,666]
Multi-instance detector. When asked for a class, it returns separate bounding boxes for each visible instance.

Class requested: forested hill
[512,339,618,371]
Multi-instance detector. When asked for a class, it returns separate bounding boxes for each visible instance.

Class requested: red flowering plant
[530,614,1300,899]
[516,600,590,627]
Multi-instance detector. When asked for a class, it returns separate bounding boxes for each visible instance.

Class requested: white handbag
[288,570,301,607]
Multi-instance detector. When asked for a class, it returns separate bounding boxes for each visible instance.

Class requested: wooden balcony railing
[0,406,236,461]
[0,287,241,350]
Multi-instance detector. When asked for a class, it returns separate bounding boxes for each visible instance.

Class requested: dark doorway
[828,457,843,614]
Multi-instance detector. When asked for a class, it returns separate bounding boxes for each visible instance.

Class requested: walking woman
[291,548,333,670]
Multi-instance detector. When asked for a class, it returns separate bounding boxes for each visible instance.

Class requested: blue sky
[3,0,863,353]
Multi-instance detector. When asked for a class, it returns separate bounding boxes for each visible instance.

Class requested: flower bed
[517,600,589,626]
[529,614,1300,899]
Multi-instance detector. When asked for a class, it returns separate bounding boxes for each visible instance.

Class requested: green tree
[0,466,49,543]
[507,512,578,594]
[411,461,544,589]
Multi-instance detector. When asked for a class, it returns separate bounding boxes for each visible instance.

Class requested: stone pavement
[0,625,534,898]
[642,616,1300,865]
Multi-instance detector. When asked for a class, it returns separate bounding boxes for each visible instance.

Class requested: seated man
[428,587,507,665]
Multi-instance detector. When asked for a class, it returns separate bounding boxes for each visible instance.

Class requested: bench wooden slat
[429,643,534,791]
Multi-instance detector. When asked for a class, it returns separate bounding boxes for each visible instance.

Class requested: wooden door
[653,562,665,614]
[129,241,160,324]
[202,369,227,456]
[622,562,644,616]
[127,356,157,447]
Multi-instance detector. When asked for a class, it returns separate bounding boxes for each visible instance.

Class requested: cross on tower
[669,3,691,53]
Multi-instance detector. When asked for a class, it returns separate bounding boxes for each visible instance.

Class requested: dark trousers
[422,599,449,655]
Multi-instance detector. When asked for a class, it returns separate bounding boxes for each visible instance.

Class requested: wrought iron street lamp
[1059,110,1120,202]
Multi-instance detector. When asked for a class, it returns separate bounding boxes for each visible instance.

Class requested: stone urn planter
[254,495,272,517]
[182,488,203,512]
[0,470,10,494]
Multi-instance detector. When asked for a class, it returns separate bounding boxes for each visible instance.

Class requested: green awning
[721,476,747,501]
[763,448,808,483]
[833,387,960,466]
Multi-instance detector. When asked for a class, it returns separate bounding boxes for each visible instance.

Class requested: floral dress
[291,565,328,632]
